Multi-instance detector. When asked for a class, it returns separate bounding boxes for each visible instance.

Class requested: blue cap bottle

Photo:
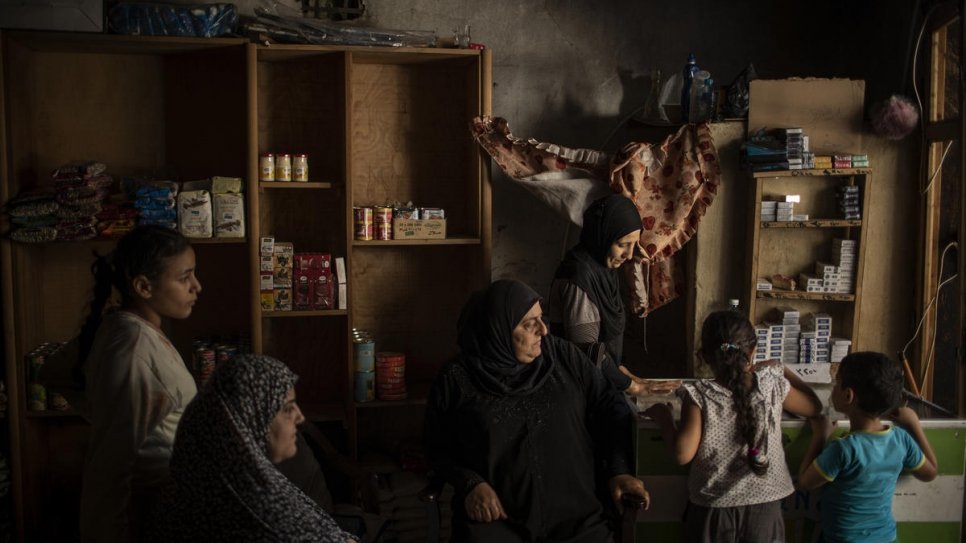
[681,53,699,123]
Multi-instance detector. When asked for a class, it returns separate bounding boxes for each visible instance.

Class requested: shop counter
[633,395,966,542]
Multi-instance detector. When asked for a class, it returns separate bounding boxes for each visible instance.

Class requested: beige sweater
[80,311,197,543]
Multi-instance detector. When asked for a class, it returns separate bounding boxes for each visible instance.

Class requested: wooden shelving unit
[745,168,870,349]
[0,30,491,540]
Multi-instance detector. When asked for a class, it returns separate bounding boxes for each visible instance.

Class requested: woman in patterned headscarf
[157,355,355,542]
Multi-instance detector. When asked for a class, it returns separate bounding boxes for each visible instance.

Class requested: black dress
[425,334,633,543]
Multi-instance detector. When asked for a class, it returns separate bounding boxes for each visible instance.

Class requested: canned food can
[215,345,236,365]
[354,207,373,240]
[194,347,216,384]
[25,352,45,382]
[29,383,47,411]
[374,206,393,240]
[275,153,292,181]
[375,352,406,367]
[293,154,309,182]
[354,338,375,372]
[355,371,375,403]
[259,154,275,181]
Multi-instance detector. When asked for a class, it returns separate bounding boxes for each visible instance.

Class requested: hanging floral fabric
[471,116,720,316]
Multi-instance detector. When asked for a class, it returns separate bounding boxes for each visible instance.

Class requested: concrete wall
[238,0,922,375]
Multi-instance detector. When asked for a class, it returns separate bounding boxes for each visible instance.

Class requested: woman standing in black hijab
[425,279,648,543]
[549,194,679,395]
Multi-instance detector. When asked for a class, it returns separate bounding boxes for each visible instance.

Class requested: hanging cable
[899,241,959,395]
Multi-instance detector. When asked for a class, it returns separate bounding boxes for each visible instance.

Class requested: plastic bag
[108,3,238,37]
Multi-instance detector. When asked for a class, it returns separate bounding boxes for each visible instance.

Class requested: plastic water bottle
[680,53,700,122]
[688,70,710,122]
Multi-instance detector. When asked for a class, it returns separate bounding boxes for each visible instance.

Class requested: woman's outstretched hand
[465,481,508,523]
[620,366,682,396]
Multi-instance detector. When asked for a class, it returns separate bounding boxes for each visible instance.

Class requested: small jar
[293,154,309,182]
[275,153,292,182]
[259,153,275,182]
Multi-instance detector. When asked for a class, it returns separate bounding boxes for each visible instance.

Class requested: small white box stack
[754,325,770,363]
[832,238,856,293]
[829,337,852,363]
[776,201,794,222]
[775,306,801,365]
[761,201,777,222]
[803,313,833,363]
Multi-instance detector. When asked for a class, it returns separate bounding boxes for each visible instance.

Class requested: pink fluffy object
[871,95,919,140]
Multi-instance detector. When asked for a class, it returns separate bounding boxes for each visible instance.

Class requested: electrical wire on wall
[900,241,959,397]
[910,1,957,195]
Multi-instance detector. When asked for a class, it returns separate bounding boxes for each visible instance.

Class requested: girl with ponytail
[77,225,202,543]
[644,310,824,542]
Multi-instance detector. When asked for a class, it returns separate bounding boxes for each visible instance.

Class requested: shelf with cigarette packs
[746,167,870,353]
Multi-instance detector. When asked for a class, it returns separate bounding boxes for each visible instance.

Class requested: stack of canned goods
[192,336,250,386]
[375,352,407,400]
[352,204,446,241]
[24,342,68,411]
[353,329,375,402]
[259,152,310,182]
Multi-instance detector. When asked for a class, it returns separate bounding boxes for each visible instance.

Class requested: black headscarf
[555,194,641,361]
[457,279,555,396]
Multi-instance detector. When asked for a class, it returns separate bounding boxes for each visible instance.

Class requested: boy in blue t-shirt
[798,352,938,543]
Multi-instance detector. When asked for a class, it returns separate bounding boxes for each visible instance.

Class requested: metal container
[374,206,393,240]
[354,371,375,403]
[354,207,373,240]
[354,338,375,372]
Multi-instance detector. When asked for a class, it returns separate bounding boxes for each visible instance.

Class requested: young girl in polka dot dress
[645,310,824,542]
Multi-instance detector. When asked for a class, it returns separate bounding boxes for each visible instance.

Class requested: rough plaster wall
[361,0,856,292]
[234,0,921,371]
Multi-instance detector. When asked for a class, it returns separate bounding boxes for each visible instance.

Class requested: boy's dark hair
[838,351,904,417]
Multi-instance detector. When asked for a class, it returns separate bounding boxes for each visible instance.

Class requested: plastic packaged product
[680,53,700,122]
[177,190,213,238]
[688,70,710,123]
[108,3,238,37]
[213,193,245,238]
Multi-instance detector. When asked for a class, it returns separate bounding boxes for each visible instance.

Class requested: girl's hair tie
[719,342,740,353]
[747,446,770,475]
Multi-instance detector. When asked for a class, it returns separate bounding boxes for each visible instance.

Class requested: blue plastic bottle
[680,53,699,123]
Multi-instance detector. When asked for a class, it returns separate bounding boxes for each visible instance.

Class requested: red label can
[374,206,393,240]
[354,207,373,240]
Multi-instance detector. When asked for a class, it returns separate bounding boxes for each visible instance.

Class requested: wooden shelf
[188,238,247,244]
[752,167,872,178]
[761,220,862,228]
[353,238,481,246]
[261,309,347,318]
[355,382,431,408]
[355,395,428,408]
[259,182,334,189]
[8,31,246,55]
[757,289,855,302]
[25,409,83,419]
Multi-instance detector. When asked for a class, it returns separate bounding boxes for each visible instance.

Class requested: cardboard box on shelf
[392,218,446,240]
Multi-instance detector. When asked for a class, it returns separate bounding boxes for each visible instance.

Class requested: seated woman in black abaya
[424,279,648,543]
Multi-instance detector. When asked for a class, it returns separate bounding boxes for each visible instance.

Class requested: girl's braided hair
[75,225,190,385]
[701,310,769,476]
